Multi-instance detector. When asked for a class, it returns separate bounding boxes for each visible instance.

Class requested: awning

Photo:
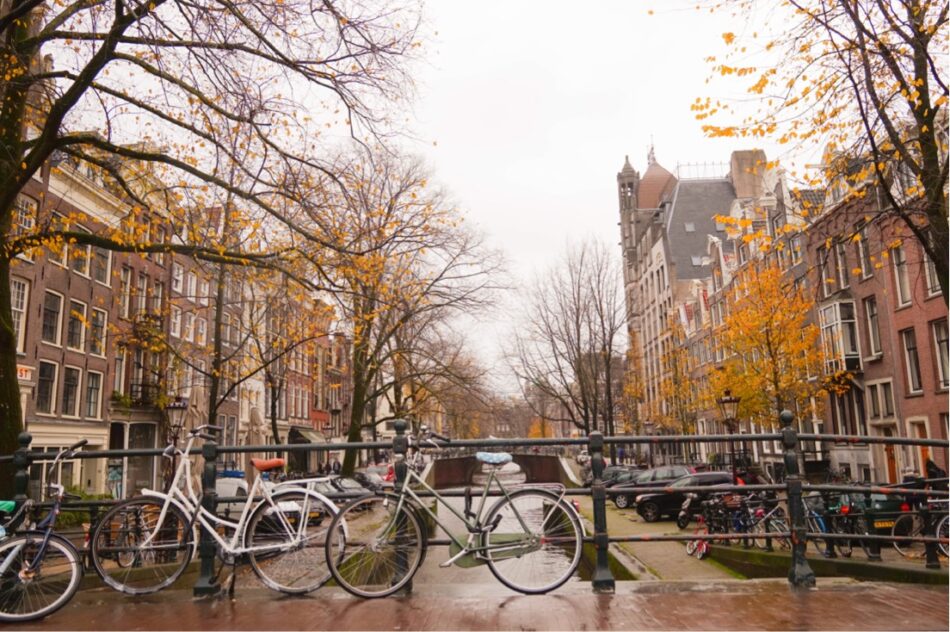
[288,426,326,444]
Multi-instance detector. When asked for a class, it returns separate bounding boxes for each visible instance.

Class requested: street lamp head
[165,396,189,438]
[717,389,741,421]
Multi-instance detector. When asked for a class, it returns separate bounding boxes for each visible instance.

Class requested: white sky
[404,1,785,390]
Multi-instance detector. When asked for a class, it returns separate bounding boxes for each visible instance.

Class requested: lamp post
[717,389,741,484]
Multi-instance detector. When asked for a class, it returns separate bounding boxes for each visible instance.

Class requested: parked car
[634,471,733,522]
[611,465,698,509]
[583,465,642,487]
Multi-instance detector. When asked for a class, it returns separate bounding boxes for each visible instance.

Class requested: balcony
[129,382,162,407]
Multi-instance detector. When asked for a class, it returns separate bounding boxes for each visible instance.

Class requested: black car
[584,465,642,487]
[633,471,733,522]
[611,465,698,509]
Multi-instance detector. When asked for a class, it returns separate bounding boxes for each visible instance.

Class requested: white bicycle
[90,425,344,595]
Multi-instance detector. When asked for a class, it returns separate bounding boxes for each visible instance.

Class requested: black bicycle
[0,440,87,622]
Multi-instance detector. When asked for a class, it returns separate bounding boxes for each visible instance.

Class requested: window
[36,361,57,414]
[90,309,107,356]
[136,272,148,313]
[10,278,29,353]
[70,230,91,276]
[92,248,110,284]
[66,300,86,350]
[183,313,194,342]
[892,245,911,306]
[817,245,832,297]
[152,281,164,313]
[932,319,949,390]
[222,313,231,346]
[170,306,181,338]
[901,328,922,393]
[819,301,861,372]
[199,279,210,306]
[61,367,81,417]
[863,296,881,356]
[925,257,941,296]
[835,241,849,289]
[13,194,36,238]
[790,235,803,264]
[154,226,166,266]
[120,267,132,319]
[171,263,183,294]
[185,272,197,299]
[41,291,63,344]
[855,223,872,278]
[85,371,102,418]
[114,348,126,394]
[867,381,895,420]
[196,318,207,346]
[48,214,67,266]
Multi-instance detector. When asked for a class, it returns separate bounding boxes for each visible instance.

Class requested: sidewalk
[22,579,949,630]
[576,496,736,580]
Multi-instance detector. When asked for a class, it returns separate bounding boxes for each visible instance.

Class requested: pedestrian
[618,446,626,465]
[332,459,342,475]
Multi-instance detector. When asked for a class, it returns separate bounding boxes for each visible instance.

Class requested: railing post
[13,432,32,504]
[392,419,412,594]
[781,410,815,588]
[921,504,940,569]
[193,439,220,597]
[589,431,615,593]
[863,491,882,561]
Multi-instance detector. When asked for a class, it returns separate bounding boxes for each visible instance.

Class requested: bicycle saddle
[251,458,286,472]
[475,452,512,465]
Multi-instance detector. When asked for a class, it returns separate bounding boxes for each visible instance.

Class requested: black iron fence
[1,410,947,598]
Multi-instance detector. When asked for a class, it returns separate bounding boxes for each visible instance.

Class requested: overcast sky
[404,1,782,390]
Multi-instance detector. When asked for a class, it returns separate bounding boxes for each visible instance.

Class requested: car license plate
[873,520,895,529]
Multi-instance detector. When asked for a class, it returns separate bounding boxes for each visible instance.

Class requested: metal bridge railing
[2,410,948,597]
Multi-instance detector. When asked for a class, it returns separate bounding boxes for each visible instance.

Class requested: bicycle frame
[388,447,573,566]
[136,435,313,558]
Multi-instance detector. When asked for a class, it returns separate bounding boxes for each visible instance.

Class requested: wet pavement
[20,578,949,630]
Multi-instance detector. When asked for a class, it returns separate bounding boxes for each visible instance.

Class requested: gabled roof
[666,179,737,280]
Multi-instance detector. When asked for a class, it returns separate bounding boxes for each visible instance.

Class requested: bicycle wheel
[752,519,769,550]
[483,489,582,594]
[892,514,925,558]
[325,495,424,598]
[90,497,193,595]
[851,515,872,558]
[767,518,791,550]
[245,489,341,594]
[832,517,853,558]
[936,515,948,557]
[0,533,82,623]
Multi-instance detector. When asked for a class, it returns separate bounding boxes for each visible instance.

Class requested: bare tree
[510,242,624,446]
[511,240,626,448]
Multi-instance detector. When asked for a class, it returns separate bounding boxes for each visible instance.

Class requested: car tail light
[900,502,910,512]
[840,505,850,515]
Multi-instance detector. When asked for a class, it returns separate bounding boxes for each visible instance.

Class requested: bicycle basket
[803,493,825,511]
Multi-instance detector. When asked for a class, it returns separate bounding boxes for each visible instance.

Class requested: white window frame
[170,305,182,338]
[66,299,87,351]
[185,272,197,299]
[85,370,103,419]
[196,317,207,346]
[925,257,941,297]
[932,319,949,391]
[183,312,195,342]
[10,277,29,353]
[892,245,911,307]
[114,348,126,394]
[863,295,882,357]
[199,279,210,306]
[171,263,184,294]
[136,272,148,314]
[70,227,91,277]
[61,365,82,418]
[120,267,132,319]
[901,328,923,394]
[14,195,36,261]
[48,213,67,267]
[36,361,58,415]
[41,290,64,346]
[91,247,111,286]
[90,308,108,357]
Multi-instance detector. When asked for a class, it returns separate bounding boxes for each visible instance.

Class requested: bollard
[921,504,941,569]
[589,432,615,593]
[392,419,412,595]
[193,439,220,597]
[781,410,815,588]
[13,432,32,505]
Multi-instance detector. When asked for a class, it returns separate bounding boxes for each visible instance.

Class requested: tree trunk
[0,257,23,496]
